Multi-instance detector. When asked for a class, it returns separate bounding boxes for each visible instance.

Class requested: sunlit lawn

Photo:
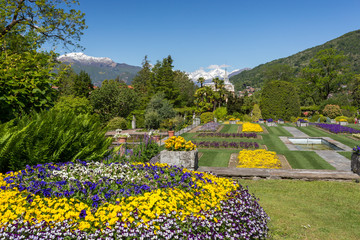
[240,179,360,240]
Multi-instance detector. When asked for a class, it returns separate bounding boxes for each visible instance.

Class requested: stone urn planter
[152,135,160,142]
[277,120,284,124]
[266,122,275,126]
[160,150,199,171]
[339,121,348,126]
[118,137,127,143]
[351,152,360,175]
[168,131,175,137]
[229,120,236,124]
[258,120,264,124]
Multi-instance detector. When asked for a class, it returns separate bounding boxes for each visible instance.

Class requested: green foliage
[251,104,262,122]
[0,0,87,50]
[53,95,93,115]
[193,86,216,113]
[213,107,227,121]
[260,80,300,121]
[144,111,161,129]
[0,50,59,123]
[300,105,321,111]
[145,92,176,127]
[126,110,145,129]
[89,80,139,122]
[173,70,197,107]
[334,116,354,123]
[72,70,93,98]
[200,112,214,124]
[107,117,128,130]
[322,104,342,119]
[299,48,350,105]
[132,56,153,109]
[0,109,112,173]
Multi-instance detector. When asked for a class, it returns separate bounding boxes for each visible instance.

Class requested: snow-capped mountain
[58,52,116,66]
[58,52,141,86]
[188,66,250,82]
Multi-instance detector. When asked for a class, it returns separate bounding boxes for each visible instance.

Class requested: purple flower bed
[266,118,273,122]
[192,141,260,149]
[0,186,269,239]
[197,132,257,138]
[197,122,221,132]
[313,123,360,134]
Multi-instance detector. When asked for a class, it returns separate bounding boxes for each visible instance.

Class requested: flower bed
[196,122,221,132]
[242,122,263,132]
[313,123,360,134]
[0,161,269,239]
[237,149,281,169]
[197,132,257,138]
[191,141,260,149]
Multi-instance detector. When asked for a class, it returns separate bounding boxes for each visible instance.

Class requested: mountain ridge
[230,29,360,91]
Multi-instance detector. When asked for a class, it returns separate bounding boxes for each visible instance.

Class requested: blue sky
[59,0,360,73]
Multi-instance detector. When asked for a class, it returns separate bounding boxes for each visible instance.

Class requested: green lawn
[296,126,358,148]
[265,125,293,137]
[240,179,360,240]
[198,149,238,167]
[219,124,239,133]
[262,126,335,169]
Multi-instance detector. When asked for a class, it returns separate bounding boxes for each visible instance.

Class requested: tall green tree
[299,48,350,105]
[0,0,87,50]
[89,80,139,122]
[263,64,295,83]
[173,70,197,107]
[73,70,93,98]
[151,55,179,103]
[132,56,153,109]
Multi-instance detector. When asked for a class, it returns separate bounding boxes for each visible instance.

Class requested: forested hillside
[230,29,360,90]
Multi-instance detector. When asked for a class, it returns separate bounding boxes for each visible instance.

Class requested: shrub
[260,80,300,121]
[0,109,112,173]
[53,95,93,115]
[251,104,262,122]
[322,104,341,119]
[106,117,128,130]
[144,111,161,129]
[213,107,227,121]
[200,112,214,124]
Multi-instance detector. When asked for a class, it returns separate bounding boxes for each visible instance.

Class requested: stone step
[197,167,360,181]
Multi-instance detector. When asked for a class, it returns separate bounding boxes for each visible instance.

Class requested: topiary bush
[107,117,128,130]
[260,80,300,121]
[200,112,214,124]
[144,111,161,129]
[251,104,262,122]
[213,107,227,121]
[322,104,341,119]
[53,95,93,115]
[0,109,112,173]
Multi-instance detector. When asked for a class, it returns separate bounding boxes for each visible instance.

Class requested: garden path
[281,126,352,171]
[282,126,309,137]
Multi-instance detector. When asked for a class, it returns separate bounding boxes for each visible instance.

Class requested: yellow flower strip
[242,122,263,132]
[0,169,236,231]
[165,136,196,151]
[237,149,281,169]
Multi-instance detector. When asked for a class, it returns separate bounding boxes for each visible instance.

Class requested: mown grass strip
[296,126,358,148]
[265,125,293,137]
[262,133,335,170]
[219,124,239,133]
[240,179,360,240]
[198,149,238,167]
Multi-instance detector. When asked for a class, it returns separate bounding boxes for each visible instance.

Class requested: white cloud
[207,64,231,69]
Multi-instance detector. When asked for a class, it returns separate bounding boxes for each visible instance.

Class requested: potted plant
[277,118,284,124]
[258,119,264,124]
[149,129,160,142]
[160,136,198,170]
[266,118,275,126]
[296,118,308,127]
[351,145,360,175]
[114,129,130,143]
[229,117,236,124]
[162,118,177,137]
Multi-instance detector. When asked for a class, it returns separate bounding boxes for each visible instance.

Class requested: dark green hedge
[260,80,301,121]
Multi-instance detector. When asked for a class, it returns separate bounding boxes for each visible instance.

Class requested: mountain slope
[58,53,141,86]
[230,29,360,91]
